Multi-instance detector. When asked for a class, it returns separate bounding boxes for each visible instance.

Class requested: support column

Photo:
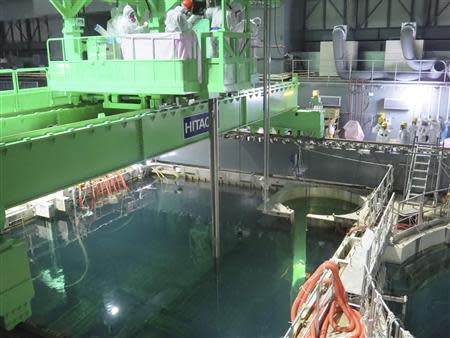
[262,0,271,210]
[209,97,220,259]
[62,18,84,61]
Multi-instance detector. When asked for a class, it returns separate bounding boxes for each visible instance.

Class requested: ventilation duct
[400,22,446,80]
[332,25,446,82]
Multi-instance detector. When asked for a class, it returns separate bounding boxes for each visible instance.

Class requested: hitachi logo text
[183,112,210,139]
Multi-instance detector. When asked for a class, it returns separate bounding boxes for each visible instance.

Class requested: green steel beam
[250,109,325,138]
[1,105,103,138]
[0,68,71,116]
[0,81,298,228]
[48,0,94,18]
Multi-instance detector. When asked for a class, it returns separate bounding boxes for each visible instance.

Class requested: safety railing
[47,34,199,63]
[291,58,449,84]
[284,191,406,337]
[366,193,398,275]
[47,34,201,95]
[366,165,394,227]
[360,191,413,337]
[360,265,414,338]
[0,67,48,93]
[283,270,334,338]
[201,30,253,92]
[395,186,450,232]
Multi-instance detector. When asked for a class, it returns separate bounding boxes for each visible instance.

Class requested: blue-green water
[384,244,450,338]
[7,181,355,338]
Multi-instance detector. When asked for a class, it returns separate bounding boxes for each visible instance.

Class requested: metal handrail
[283,170,403,338]
[361,265,414,338]
[47,34,199,63]
[290,58,449,83]
[283,269,334,338]
[367,193,397,274]
[365,165,394,226]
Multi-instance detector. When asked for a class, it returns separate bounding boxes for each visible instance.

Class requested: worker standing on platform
[376,121,390,143]
[117,4,148,35]
[372,113,385,135]
[205,1,244,32]
[309,90,322,110]
[429,118,441,145]
[417,119,430,143]
[409,117,418,142]
[165,0,197,33]
[398,122,411,144]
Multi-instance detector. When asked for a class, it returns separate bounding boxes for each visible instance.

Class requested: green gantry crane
[0,0,305,331]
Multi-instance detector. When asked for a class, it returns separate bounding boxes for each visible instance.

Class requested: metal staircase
[405,144,432,201]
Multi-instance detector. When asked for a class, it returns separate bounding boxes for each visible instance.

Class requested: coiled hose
[290,260,364,338]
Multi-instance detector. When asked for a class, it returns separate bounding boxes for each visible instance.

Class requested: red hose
[290,261,365,338]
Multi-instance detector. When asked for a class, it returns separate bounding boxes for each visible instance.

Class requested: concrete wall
[157,137,414,192]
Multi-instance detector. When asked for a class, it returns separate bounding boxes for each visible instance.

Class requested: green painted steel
[1,105,103,138]
[0,81,298,229]
[251,109,325,138]
[0,238,34,330]
[47,36,201,95]
[46,0,254,97]
[201,31,253,93]
[0,68,70,116]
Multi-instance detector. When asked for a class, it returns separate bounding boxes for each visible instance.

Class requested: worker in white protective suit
[409,117,418,142]
[165,0,197,33]
[376,121,390,143]
[205,1,244,32]
[428,118,441,145]
[417,119,430,143]
[398,122,411,144]
[372,113,385,136]
[116,4,148,35]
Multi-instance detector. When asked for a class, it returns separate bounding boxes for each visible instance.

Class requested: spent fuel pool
[384,243,450,338]
[7,180,358,338]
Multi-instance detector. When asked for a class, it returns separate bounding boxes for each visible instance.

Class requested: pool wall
[157,138,450,192]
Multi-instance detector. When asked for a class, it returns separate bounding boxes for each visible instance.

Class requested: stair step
[415,162,430,165]
[413,169,428,173]
[411,185,426,189]
[416,154,431,158]
[412,177,427,181]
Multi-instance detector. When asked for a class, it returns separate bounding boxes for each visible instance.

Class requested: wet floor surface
[6,180,355,338]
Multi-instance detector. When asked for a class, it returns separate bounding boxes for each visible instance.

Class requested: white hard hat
[123,4,135,17]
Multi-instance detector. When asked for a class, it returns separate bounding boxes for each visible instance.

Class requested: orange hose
[290,260,365,338]
[119,174,129,191]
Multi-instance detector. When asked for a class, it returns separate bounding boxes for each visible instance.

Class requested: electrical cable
[65,221,90,289]
[304,148,389,168]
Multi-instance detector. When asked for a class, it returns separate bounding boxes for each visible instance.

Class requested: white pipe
[446,87,450,123]
[437,86,442,120]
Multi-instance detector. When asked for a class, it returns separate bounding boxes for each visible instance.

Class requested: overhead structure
[46,0,255,109]
[0,0,309,331]
[332,24,448,82]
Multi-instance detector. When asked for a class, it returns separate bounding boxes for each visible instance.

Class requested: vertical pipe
[436,86,442,121]
[262,0,270,209]
[209,97,220,259]
[434,143,444,205]
[446,86,450,123]
[428,87,432,120]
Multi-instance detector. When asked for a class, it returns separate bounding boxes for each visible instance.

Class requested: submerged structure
[0,0,450,337]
